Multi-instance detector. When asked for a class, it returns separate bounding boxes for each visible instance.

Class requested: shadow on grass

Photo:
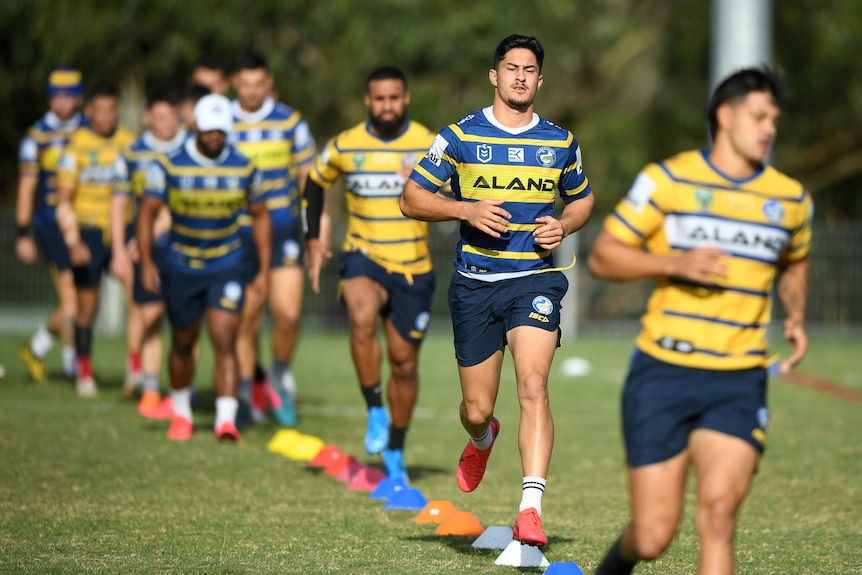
[404,533,574,572]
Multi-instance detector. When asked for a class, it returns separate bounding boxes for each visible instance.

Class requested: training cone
[414,500,457,524]
[348,466,386,491]
[308,445,342,468]
[494,540,550,568]
[335,459,366,483]
[471,526,514,549]
[266,429,301,454]
[383,487,427,510]
[324,453,357,476]
[545,561,585,575]
[282,434,325,461]
[369,477,408,501]
[434,511,484,536]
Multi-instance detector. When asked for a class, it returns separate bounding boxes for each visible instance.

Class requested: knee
[517,373,549,404]
[172,340,195,358]
[697,495,740,541]
[389,354,417,383]
[631,528,674,562]
[461,399,494,427]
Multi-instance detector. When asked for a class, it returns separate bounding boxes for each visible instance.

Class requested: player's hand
[69,242,91,267]
[249,272,268,306]
[16,237,38,265]
[306,238,332,294]
[110,249,133,284]
[533,216,566,250]
[778,317,808,374]
[140,260,161,293]
[125,238,140,262]
[671,247,728,285]
[464,199,511,238]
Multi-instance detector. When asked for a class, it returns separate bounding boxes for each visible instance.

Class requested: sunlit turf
[0,331,859,574]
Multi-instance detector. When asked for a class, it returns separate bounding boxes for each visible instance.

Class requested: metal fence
[0,209,859,336]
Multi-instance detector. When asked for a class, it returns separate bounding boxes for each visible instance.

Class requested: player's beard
[369,111,405,138]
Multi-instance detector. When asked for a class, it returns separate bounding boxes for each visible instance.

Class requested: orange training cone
[414,500,458,524]
[434,511,484,536]
[324,453,358,477]
[308,445,342,468]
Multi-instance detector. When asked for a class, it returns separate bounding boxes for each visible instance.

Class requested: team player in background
[111,90,187,416]
[400,35,594,547]
[190,54,230,96]
[588,67,812,575]
[230,50,317,427]
[17,68,86,382]
[55,82,136,397]
[137,94,271,442]
[305,66,439,481]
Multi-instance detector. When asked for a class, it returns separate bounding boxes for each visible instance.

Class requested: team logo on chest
[226,176,240,191]
[203,175,219,190]
[477,143,493,163]
[180,175,195,190]
[536,147,556,167]
[353,153,366,171]
[762,199,784,223]
[694,187,713,212]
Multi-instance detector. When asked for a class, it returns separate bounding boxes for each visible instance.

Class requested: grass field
[0,329,860,574]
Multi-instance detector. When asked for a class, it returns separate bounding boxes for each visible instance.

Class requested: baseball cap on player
[194,93,233,133]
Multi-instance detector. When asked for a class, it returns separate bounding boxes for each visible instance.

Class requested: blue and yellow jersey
[410,106,591,281]
[310,119,438,275]
[144,138,264,274]
[231,98,316,229]
[604,149,814,371]
[18,111,86,225]
[114,129,187,221]
[56,125,136,232]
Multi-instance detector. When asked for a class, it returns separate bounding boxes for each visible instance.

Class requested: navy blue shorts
[133,237,168,305]
[448,271,567,367]
[339,250,435,346]
[34,219,72,272]
[239,223,304,285]
[72,228,111,289]
[622,350,769,467]
[161,266,245,328]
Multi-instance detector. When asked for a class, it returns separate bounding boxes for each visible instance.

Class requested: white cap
[194,94,233,133]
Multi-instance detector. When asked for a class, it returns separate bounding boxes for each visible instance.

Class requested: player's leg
[342,274,388,453]
[380,320,420,480]
[136,300,166,415]
[53,269,78,379]
[166,319,201,440]
[235,240,262,428]
[690,430,758,575]
[121,279,144,396]
[71,229,110,397]
[207,306,242,441]
[268,265,304,425]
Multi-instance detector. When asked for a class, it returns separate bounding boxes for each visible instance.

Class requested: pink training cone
[414,500,458,524]
[348,466,386,491]
[308,445,342,468]
[335,459,366,483]
[435,511,484,536]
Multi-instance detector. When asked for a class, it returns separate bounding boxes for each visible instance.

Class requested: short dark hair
[87,81,119,102]
[234,50,269,73]
[493,34,544,72]
[146,88,178,109]
[707,65,787,141]
[366,66,407,91]
[181,83,210,105]
[193,53,226,73]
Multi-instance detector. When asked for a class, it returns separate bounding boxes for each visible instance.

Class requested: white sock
[171,386,193,421]
[31,326,55,359]
[470,423,494,451]
[519,476,546,516]
[215,396,238,427]
[142,373,159,393]
[62,346,76,376]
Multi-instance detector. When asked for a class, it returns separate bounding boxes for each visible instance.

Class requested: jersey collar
[231,97,276,123]
[482,106,539,135]
[185,136,231,166]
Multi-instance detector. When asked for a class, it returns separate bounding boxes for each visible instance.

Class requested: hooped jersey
[56,125,136,232]
[231,98,316,229]
[114,129,188,221]
[310,119,437,275]
[604,149,814,371]
[144,138,264,273]
[410,106,592,281]
[19,111,87,225]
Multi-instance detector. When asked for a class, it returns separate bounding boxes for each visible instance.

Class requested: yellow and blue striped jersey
[56,125,136,232]
[144,138,264,273]
[19,111,86,225]
[604,149,813,370]
[410,106,592,281]
[310,119,438,275]
[231,98,316,228]
[114,129,187,221]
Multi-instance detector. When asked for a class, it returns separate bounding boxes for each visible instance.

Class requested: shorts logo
[477,143,493,164]
[757,407,770,429]
[415,311,430,332]
[224,281,242,302]
[536,147,556,167]
[762,199,784,223]
[282,239,301,263]
[532,295,553,315]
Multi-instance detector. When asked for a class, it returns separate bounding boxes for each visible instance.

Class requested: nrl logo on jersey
[246,129,262,142]
[203,176,218,189]
[353,153,366,171]
[477,143,492,164]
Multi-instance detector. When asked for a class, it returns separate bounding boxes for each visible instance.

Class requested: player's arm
[109,156,133,282]
[533,194,594,250]
[15,172,39,265]
[303,175,332,294]
[776,256,810,372]
[137,164,167,293]
[248,199,272,305]
[401,179,511,238]
[55,152,88,266]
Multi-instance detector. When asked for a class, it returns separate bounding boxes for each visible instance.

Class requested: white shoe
[279,369,297,406]
[76,376,98,398]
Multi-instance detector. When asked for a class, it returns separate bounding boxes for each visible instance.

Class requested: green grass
[0,330,860,574]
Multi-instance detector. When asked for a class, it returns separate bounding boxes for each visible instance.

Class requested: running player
[400,35,594,547]
[305,66,439,481]
[17,67,86,382]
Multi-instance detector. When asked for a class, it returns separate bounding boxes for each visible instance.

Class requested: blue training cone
[369,477,408,501]
[545,562,586,575]
[383,487,427,510]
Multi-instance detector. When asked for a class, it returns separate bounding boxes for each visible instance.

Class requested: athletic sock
[127,351,142,375]
[141,373,159,393]
[519,476,546,516]
[254,362,267,384]
[74,325,92,358]
[469,422,494,450]
[30,325,54,359]
[171,386,193,421]
[595,534,638,575]
[215,396,238,427]
[388,425,407,450]
[238,378,253,404]
[361,382,384,409]
[61,346,76,376]
[76,356,93,380]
